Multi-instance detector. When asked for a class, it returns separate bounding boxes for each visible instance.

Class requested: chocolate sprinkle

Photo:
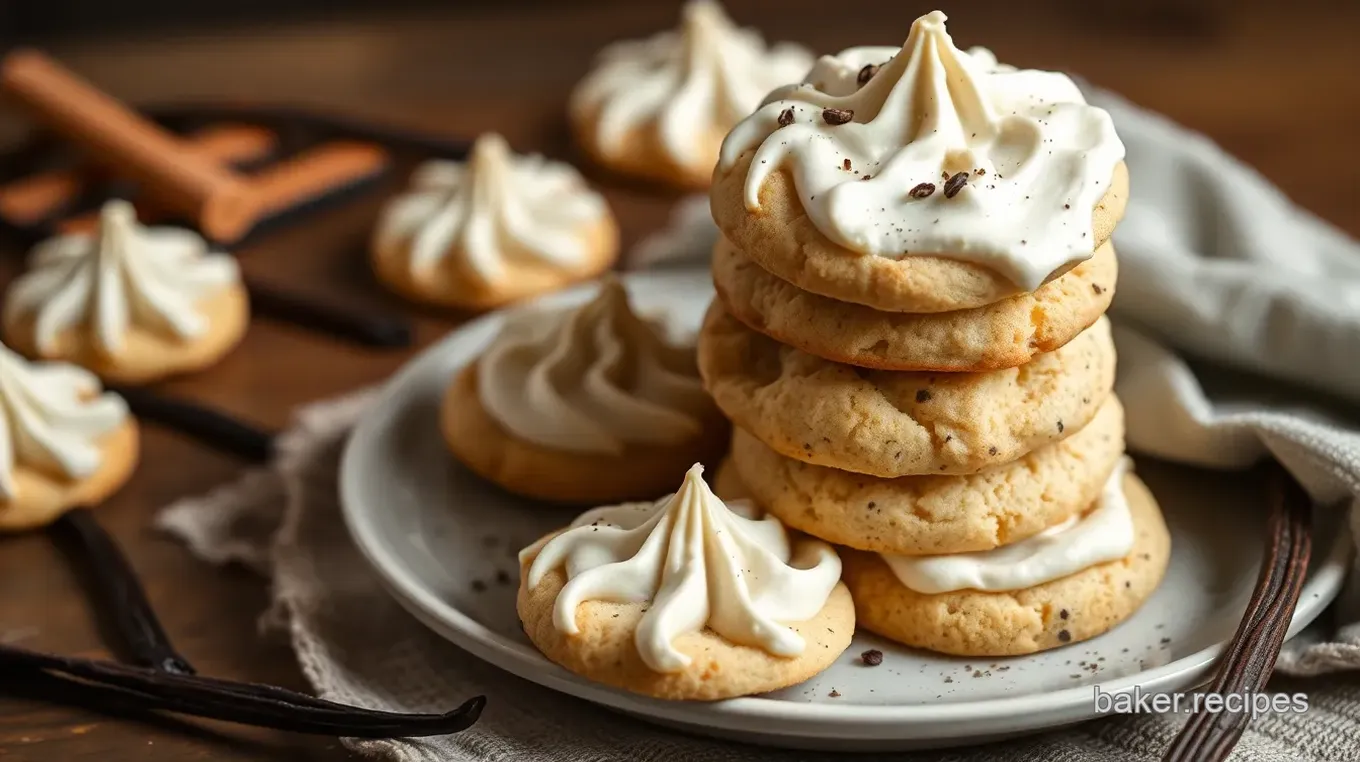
[843,158,852,171]
[828,689,841,698]
[1058,629,1072,643]
[860,650,884,667]
[909,182,936,199]
[857,64,879,87]
[777,108,795,127]
[822,108,854,125]
[943,172,969,198]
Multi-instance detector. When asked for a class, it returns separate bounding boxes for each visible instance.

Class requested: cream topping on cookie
[570,0,812,170]
[374,133,608,285]
[882,459,1135,593]
[0,342,128,501]
[521,463,842,672]
[3,200,240,356]
[477,278,714,455]
[718,10,1125,290]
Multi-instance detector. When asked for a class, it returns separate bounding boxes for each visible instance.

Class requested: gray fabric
[156,89,1360,760]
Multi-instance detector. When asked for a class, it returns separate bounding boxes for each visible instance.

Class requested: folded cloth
[158,89,1360,760]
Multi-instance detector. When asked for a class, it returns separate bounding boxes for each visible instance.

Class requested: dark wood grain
[0,1,1357,759]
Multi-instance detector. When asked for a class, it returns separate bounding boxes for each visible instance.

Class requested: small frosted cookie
[518,464,853,700]
[373,133,618,311]
[2,200,248,384]
[842,466,1170,656]
[712,235,1116,372]
[0,343,139,533]
[570,0,812,189]
[711,11,1127,314]
[441,277,728,505]
[731,397,1124,555]
[698,302,1115,476]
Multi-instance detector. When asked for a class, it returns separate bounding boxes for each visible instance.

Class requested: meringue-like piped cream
[570,0,813,172]
[477,278,714,455]
[718,10,1125,290]
[3,200,241,356]
[0,342,128,502]
[521,463,843,673]
[374,133,609,288]
[882,460,1135,594]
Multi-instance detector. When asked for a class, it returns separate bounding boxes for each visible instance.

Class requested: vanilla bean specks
[777,108,795,127]
[909,182,935,199]
[857,64,879,87]
[943,171,970,198]
[822,108,853,125]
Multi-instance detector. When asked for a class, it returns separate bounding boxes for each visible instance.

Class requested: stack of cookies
[699,11,1170,657]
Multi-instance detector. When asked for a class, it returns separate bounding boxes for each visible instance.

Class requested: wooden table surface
[0,1,1356,759]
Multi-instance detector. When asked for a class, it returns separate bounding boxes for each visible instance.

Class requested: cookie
[841,471,1169,656]
[712,457,749,502]
[518,562,854,701]
[372,134,619,311]
[569,0,812,190]
[517,462,852,700]
[0,418,139,533]
[712,235,1116,371]
[441,364,729,505]
[731,396,1125,555]
[698,302,1116,476]
[4,283,249,385]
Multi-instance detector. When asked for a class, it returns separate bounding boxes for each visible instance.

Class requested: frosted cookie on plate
[711,10,1127,314]
[841,461,1170,656]
[570,0,812,189]
[698,302,1116,476]
[372,133,618,311]
[441,277,729,505]
[0,342,138,533]
[518,463,853,700]
[2,200,248,384]
[729,397,1125,556]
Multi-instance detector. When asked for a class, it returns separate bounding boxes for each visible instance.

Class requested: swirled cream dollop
[374,133,609,287]
[477,278,714,455]
[521,463,842,672]
[3,200,240,355]
[570,0,813,174]
[883,459,1135,593]
[0,342,128,502]
[719,10,1126,290]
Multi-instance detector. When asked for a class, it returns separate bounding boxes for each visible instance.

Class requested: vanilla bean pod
[49,508,194,675]
[0,646,485,738]
[245,278,412,349]
[108,385,276,463]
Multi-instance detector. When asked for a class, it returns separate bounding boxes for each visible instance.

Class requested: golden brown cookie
[0,418,139,533]
[372,214,618,312]
[572,107,726,190]
[842,471,1170,657]
[698,302,1116,476]
[441,364,730,506]
[711,152,1128,313]
[731,397,1124,555]
[2,284,249,385]
[712,235,1116,371]
[518,557,855,700]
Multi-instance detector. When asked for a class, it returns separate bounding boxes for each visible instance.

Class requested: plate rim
[338,270,1352,741]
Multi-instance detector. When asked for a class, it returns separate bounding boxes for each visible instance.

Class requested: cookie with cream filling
[373,133,618,311]
[2,200,248,385]
[441,277,728,504]
[517,463,853,700]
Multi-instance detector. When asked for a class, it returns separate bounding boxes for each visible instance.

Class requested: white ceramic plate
[339,270,1351,752]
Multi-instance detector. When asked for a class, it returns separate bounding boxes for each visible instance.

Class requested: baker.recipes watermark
[1094,686,1309,718]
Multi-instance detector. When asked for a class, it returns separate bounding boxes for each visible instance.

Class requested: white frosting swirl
[374,133,608,286]
[0,342,128,501]
[570,0,812,170]
[522,463,842,672]
[719,10,1126,290]
[883,459,1135,594]
[3,200,240,355]
[477,278,713,455]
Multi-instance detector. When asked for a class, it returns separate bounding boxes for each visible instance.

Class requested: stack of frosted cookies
[699,11,1170,658]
